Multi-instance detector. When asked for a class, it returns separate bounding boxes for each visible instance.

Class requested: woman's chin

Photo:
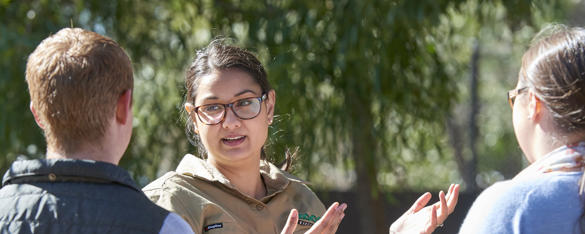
[213,149,259,163]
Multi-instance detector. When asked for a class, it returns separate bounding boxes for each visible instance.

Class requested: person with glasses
[459,25,585,233]
[143,40,458,234]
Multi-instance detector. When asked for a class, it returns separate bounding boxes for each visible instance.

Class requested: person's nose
[222,107,241,129]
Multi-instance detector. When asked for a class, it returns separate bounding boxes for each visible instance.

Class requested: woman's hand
[389,184,460,234]
[281,202,347,234]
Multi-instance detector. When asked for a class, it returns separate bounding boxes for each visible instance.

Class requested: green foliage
[0,0,579,192]
[207,0,461,172]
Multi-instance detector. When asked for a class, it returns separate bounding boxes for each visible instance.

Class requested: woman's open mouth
[221,135,246,146]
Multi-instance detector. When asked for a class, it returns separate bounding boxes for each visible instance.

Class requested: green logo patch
[298,213,321,223]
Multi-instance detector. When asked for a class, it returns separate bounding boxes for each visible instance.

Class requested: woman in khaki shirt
[143,40,459,234]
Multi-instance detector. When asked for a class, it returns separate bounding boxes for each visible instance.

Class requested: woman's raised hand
[281,202,347,234]
[389,184,460,234]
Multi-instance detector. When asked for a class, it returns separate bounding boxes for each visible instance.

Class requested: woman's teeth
[223,136,245,141]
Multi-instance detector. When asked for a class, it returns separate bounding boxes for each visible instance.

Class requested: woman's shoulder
[283,172,320,198]
[510,172,582,200]
[142,170,214,206]
[143,173,180,200]
[278,168,325,210]
[262,161,316,193]
[477,172,582,207]
[261,161,325,210]
[514,172,583,209]
[461,173,584,233]
[142,171,180,192]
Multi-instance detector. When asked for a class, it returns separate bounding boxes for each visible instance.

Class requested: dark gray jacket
[0,159,169,234]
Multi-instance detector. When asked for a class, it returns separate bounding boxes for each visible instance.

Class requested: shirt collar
[176,154,306,196]
[516,142,585,180]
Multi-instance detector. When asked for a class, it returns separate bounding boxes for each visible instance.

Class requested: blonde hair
[26,28,133,153]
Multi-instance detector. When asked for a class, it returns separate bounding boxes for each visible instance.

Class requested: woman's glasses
[193,93,267,125]
[507,87,528,108]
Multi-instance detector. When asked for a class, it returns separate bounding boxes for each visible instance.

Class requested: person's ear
[185,103,199,134]
[527,91,542,122]
[116,89,132,125]
[29,102,45,129]
[266,90,276,125]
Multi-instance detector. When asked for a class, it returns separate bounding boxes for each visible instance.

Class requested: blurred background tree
[1,0,582,233]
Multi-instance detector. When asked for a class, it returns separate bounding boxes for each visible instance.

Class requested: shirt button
[255,204,264,211]
[48,173,57,181]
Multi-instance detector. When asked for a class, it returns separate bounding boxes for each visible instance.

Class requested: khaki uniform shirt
[143,154,326,234]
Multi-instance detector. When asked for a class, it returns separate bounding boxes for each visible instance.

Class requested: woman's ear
[527,91,542,122]
[185,103,199,134]
[266,90,276,125]
[185,103,195,113]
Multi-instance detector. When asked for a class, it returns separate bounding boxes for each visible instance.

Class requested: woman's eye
[203,104,222,112]
[237,99,253,106]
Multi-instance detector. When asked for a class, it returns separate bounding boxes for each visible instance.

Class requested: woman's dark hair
[519,25,585,133]
[183,39,294,170]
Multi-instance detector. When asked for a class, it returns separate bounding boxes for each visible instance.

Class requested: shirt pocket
[201,220,244,233]
[200,205,246,234]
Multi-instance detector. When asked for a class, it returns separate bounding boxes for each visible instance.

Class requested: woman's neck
[207,157,266,200]
[530,130,585,163]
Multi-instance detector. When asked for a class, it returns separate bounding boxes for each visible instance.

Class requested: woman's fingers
[426,184,460,226]
[436,190,448,224]
[424,204,438,234]
[446,184,460,214]
[388,185,458,234]
[432,184,460,212]
[444,184,452,199]
[314,202,338,232]
[307,202,347,234]
[410,192,432,213]
[329,203,347,233]
[280,209,298,234]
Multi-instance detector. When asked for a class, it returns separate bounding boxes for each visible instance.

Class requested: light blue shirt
[459,171,584,234]
[160,212,195,234]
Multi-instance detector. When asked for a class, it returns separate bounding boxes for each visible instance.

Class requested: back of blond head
[26,28,133,153]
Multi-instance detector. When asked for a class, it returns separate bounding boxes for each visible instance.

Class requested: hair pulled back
[520,25,585,133]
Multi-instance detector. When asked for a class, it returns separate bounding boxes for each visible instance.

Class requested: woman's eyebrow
[234,89,257,97]
[200,89,258,101]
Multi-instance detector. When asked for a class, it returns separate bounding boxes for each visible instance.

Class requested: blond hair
[26,28,133,153]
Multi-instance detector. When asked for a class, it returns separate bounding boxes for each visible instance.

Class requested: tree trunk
[447,117,476,191]
[467,40,480,192]
[446,40,480,192]
[348,90,387,234]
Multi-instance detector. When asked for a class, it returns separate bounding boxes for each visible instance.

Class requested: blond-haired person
[0,28,193,234]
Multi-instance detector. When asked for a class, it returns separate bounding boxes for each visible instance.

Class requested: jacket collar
[176,154,306,196]
[2,158,139,191]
